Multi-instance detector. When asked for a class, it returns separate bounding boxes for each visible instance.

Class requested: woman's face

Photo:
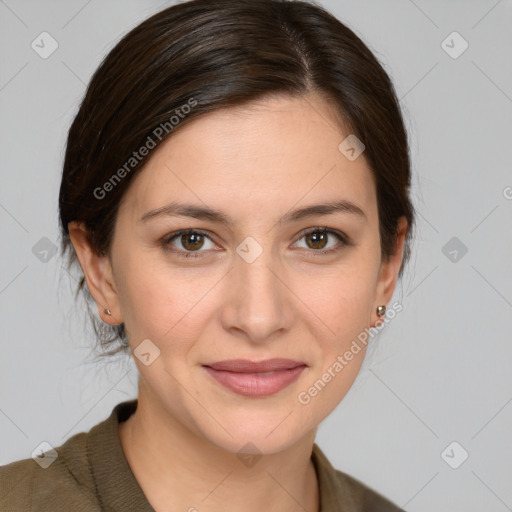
[84,93,405,454]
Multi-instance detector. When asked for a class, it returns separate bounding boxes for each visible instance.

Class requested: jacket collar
[87,399,356,512]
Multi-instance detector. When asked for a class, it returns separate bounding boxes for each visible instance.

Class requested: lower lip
[203,365,306,397]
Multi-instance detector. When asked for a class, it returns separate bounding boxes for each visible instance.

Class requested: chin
[192,407,315,457]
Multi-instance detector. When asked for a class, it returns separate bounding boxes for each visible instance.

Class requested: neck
[119,384,319,512]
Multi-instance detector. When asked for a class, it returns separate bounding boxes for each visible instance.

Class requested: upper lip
[203,358,306,373]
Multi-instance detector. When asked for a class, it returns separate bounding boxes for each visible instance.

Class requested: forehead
[120,93,376,222]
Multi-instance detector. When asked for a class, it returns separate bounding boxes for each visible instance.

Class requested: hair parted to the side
[58,0,415,358]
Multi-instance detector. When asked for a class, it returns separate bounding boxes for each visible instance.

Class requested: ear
[68,221,122,325]
[372,216,408,326]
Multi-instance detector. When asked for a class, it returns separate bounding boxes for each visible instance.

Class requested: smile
[202,358,307,397]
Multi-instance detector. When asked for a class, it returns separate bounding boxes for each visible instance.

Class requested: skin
[69,92,407,512]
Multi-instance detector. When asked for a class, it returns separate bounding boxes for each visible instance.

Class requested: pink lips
[202,358,306,397]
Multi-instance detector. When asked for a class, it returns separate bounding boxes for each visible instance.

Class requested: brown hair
[59,0,415,357]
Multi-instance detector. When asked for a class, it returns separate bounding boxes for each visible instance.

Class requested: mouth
[202,358,307,397]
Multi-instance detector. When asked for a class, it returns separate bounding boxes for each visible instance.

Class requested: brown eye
[162,229,216,257]
[293,228,348,254]
[304,231,328,250]
[180,232,205,251]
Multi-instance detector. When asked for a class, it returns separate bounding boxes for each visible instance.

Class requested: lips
[204,358,305,373]
[202,358,307,397]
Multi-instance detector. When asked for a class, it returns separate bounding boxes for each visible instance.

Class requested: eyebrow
[139,199,367,224]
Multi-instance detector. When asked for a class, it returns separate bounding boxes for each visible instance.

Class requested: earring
[104,309,112,316]
[376,305,386,317]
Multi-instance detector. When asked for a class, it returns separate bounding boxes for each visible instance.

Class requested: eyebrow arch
[139,199,366,224]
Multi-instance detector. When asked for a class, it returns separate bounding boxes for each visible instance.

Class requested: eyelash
[161,227,350,259]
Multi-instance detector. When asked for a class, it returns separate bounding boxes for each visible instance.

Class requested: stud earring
[376,305,386,317]
[104,309,112,316]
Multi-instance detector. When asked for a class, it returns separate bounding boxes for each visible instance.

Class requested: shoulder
[311,443,405,511]
[333,468,405,511]
[0,431,101,512]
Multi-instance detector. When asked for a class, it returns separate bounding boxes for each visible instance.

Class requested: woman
[0,0,414,510]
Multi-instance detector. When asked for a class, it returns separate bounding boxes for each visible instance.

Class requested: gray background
[1,1,511,510]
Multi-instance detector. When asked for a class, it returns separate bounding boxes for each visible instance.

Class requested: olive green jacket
[0,400,404,511]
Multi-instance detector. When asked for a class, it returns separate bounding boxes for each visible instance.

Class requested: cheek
[333,281,374,343]
[114,253,219,347]
[293,272,375,419]
[296,262,377,345]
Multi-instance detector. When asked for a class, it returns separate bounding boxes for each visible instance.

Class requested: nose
[220,249,294,343]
